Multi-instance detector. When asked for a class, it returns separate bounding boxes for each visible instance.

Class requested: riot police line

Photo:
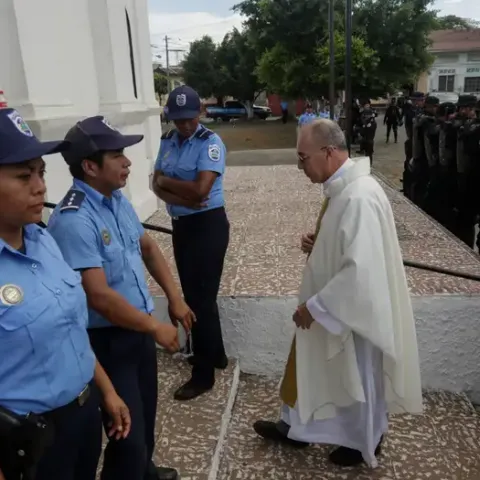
[402,94,480,250]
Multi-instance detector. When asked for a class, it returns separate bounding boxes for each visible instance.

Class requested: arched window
[125,9,138,99]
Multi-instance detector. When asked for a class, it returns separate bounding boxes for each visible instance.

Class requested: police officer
[298,104,317,126]
[358,101,377,165]
[453,95,479,247]
[153,85,230,401]
[384,98,401,143]
[0,109,130,480]
[47,116,193,480]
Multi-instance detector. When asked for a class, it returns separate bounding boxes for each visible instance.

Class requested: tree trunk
[245,100,254,119]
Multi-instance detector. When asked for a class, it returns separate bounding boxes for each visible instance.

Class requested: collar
[323,157,371,198]
[0,224,44,255]
[73,179,121,207]
[173,124,203,146]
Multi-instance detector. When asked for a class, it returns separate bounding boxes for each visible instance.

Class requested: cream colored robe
[280,157,423,467]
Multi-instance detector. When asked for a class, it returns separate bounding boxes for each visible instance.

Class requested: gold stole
[279,197,330,408]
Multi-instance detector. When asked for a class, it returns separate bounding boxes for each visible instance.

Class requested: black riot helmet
[437,102,456,119]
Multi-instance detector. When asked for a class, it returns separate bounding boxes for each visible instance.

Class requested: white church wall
[0,0,161,221]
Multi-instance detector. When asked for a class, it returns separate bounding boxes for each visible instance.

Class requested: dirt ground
[207,118,298,151]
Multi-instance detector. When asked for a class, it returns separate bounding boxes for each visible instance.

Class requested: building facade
[427,30,480,95]
[0,0,161,221]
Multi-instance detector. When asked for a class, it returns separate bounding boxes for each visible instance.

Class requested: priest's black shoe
[253,420,309,448]
[174,379,213,401]
[329,437,383,467]
[187,355,229,370]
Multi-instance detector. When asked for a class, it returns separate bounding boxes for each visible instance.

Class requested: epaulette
[195,127,214,141]
[36,221,47,228]
[161,129,175,140]
[60,190,85,213]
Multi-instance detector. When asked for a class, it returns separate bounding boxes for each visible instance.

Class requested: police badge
[176,94,187,107]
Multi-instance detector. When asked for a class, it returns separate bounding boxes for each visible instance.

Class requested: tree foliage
[181,30,263,103]
[235,0,439,97]
[153,72,168,96]
[434,15,480,30]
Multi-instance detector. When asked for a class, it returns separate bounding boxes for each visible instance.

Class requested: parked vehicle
[205,101,272,121]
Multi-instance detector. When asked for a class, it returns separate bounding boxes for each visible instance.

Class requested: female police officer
[0,108,130,480]
[153,85,230,401]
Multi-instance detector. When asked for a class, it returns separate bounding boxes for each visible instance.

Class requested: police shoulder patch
[60,190,86,213]
[208,144,221,162]
[161,129,176,140]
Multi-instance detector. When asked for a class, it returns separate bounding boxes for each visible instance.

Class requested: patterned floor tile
[145,165,480,298]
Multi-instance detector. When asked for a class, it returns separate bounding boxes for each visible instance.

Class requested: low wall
[153,294,480,404]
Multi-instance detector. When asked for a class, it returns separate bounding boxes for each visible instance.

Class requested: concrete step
[217,374,480,480]
[98,351,240,480]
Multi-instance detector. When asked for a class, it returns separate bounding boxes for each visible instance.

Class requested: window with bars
[438,75,455,92]
[464,77,480,93]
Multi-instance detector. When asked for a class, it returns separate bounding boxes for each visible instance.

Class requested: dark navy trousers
[0,384,102,480]
[88,327,159,480]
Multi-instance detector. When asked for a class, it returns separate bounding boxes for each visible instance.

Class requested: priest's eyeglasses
[297,146,335,164]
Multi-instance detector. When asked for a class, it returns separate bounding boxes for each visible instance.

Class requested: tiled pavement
[146,164,480,298]
[139,163,480,479]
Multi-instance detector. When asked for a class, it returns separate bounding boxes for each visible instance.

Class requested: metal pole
[165,35,170,93]
[344,0,352,152]
[328,0,335,120]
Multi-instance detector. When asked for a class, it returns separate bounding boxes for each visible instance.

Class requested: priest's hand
[293,303,314,329]
[300,233,315,254]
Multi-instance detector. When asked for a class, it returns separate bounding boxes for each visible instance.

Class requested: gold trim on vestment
[279,197,330,408]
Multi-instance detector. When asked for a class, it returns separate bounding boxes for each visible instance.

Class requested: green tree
[153,72,168,96]
[235,0,438,97]
[182,36,225,100]
[216,28,265,115]
[434,15,480,30]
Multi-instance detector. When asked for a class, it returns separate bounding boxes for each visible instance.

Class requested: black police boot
[253,420,309,448]
[328,436,383,467]
[146,465,179,480]
[174,376,214,401]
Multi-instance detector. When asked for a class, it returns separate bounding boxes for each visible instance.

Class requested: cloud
[149,11,244,51]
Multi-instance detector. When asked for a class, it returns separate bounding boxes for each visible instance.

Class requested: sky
[148,0,480,65]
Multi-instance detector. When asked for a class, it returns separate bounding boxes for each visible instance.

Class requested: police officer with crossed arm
[153,86,230,401]
[0,109,130,480]
[47,117,194,480]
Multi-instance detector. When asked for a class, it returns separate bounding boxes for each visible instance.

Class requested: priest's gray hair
[309,119,348,151]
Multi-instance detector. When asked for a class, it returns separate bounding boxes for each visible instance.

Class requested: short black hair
[68,151,105,180]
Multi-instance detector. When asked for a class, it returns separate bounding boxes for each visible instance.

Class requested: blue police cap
[0,108,69,165]
[165,85,201,121]
[61,116,144,165]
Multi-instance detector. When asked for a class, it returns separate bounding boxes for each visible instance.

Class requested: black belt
[43,380,93,423]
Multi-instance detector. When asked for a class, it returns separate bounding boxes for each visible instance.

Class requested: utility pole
[164,35,185,93]
[164,35,170,93]
[345,0,353,153]
[328,0,335,120]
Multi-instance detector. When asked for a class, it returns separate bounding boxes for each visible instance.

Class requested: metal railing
[43,202,480,283]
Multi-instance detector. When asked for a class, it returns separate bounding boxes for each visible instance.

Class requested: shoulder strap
[161,129,176,140]
[195,127,215,141]
[60,190,86,213]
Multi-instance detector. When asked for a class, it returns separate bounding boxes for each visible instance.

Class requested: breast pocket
[176,156,198,180]
[102,245,126,285]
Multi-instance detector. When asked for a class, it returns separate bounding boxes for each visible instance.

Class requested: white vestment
[281,157,423,467]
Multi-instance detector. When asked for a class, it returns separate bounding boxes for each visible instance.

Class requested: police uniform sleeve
[198,135,225,175]
[48,215,103,271]
[154,130,174,172]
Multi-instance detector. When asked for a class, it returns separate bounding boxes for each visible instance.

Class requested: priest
[253,119,423,468]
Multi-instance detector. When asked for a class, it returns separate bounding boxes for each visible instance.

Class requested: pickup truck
[205,101,272,121]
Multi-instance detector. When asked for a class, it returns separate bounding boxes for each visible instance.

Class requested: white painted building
[428,29,480,95]
[0,0,161,221]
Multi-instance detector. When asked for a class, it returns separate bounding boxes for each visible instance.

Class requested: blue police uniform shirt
[47,180,154,328]
[0,224,95,415]
[154,125,226,218]
[298,112,317,126]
